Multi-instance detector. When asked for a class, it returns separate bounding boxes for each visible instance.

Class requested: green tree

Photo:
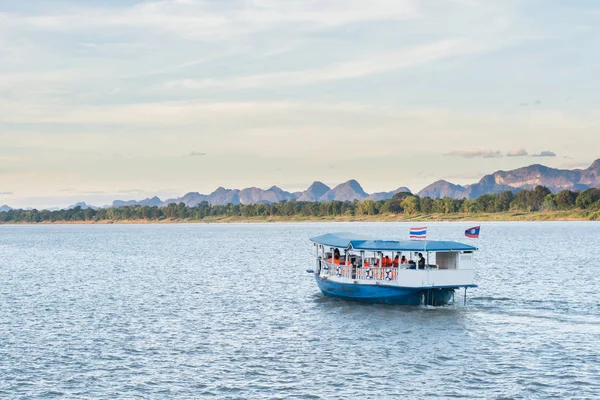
[420,197,433,214]
[432,198,445,213]
[555,190,578,210]
[401,196,419,214]
[541,194,556,211]
[576,188,600,209]
[391,191,415,201]
[442,197,457,213]
[495,191,514,212]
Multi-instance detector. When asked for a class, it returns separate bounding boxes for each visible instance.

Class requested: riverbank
[1,210,598,224]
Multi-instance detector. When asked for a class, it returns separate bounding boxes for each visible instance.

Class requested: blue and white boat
[309,232,478,306]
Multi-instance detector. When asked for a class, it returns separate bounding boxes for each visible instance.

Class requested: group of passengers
[375,254,425,269]
[328,249,427,269]
[328,249,350,266]
[375,255,406,268]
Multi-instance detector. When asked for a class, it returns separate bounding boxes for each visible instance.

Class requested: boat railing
[320,259,461,282]
[320,260,353,279]
[320,260,401,281]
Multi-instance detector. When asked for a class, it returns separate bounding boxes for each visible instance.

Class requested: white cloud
[507,149,528,157]
[164,38,484,91]
[445,149,503,158]
[532,151,557,157]
[0,69,99,90]
[12,0,419,40]
[0,99,315,125]
[2,0,598,208]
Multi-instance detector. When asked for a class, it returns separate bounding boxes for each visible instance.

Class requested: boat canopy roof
[310,232,477,252]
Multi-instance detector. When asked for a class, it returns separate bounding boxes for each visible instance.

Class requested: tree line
[1,186,600,223]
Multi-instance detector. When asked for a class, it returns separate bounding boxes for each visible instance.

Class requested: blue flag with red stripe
[465,226,480,238]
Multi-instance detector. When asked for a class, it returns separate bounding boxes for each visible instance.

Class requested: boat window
[436,252,458,270]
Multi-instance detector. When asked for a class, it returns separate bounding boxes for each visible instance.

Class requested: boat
[308,232,478,306]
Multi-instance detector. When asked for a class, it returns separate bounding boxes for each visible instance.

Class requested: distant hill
[7,159,596,210]
[417,180,467,199]
[464,160,600,197]
[112,196,162,208]
[319,179,369,202]
[139,196,163,207]
[297,181,331,201]
[162,187,241,206]
[162,192,207,207]
[239,186,296,205]
[367,187,412,201]
[417,159,600,199]
[67,202,98,210]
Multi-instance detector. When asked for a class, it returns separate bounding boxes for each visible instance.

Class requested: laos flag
[465,226,481,238]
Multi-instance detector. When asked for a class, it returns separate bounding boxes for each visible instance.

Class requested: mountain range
[1,159,599,211]
[418,158,600,199]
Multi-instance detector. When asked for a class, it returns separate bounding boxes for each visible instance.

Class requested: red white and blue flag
[410,227,427,239]
[465,226,481,238]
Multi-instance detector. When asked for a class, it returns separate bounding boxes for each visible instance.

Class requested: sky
[1,0,599,208]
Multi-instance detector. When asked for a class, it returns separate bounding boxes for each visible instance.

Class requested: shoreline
[1,210,597,224]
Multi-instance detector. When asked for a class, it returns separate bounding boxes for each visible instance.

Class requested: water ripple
[1,222,599,399]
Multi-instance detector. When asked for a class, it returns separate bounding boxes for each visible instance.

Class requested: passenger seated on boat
[393,255,399,267]
[401,255,407,265]
[385,256,392,267]
[408,260,416,269]
[418,253,426,269]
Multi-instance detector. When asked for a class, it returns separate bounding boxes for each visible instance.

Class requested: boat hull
[315,276,454,306]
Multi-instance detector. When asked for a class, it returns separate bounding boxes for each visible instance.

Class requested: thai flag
[409,227,427,239]
[465,226,481,238]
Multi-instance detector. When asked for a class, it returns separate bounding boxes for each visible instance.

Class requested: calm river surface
[1,222,599,399]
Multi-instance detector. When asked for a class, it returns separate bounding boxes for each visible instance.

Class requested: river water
[0,222,599,399]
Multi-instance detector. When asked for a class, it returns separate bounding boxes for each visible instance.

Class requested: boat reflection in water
[308,232,477,306]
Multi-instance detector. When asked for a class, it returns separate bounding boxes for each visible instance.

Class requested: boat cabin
[310,232,477,287]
